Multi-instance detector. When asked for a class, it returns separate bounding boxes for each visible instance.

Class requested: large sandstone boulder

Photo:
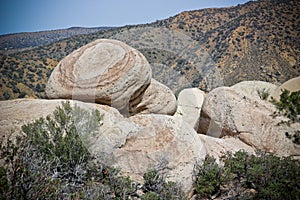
[114,114,207,194]
[198,87,300,157]
[231,81,277,100]
[131,79,177,115]
[268,76,300,101]
[175,88,205,130]
[45,39,152,114]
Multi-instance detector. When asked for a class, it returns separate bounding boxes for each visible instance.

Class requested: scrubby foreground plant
[193,151,300,200]
[141,168,186,200]
[0,101,136,199]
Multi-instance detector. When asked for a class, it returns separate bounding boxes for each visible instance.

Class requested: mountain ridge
[0,27,114,51]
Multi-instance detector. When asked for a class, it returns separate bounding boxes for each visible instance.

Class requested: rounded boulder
[46,39,152,113]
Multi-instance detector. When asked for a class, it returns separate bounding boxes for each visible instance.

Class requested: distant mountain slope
[0,27,114,51]
[150,0,299,89]
[0,0,299,100]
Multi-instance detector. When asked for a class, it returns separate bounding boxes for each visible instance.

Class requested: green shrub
[271,89,300,144]
[194,151,300,199]
[142,168,186,200]
[271,89,300,124]
[142,191,161,200]
[21,101,103,183]
[193,156,226,198]
[258,88,270,100]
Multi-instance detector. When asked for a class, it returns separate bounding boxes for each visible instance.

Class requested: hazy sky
[0,0,249,35]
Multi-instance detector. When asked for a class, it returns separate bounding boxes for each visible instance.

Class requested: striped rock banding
[46,39,152,114]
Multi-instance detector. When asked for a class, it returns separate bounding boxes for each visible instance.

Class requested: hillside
[0,0,299,100]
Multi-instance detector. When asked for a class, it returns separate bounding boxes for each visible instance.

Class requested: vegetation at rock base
[193,151,300,200]
[1,102,299,199]
[193,156,225,198]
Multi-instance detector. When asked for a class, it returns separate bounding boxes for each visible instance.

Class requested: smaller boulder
[131,79,177,115]
[175,88,205,130]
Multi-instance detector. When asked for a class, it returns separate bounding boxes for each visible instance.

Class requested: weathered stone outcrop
[268,76,300,101]
[198,87,300,157]
[45,39,152,114]
[131,79,177,115]
[175,88,205,130]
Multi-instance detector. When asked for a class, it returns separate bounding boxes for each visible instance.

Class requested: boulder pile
[1,38,299,196]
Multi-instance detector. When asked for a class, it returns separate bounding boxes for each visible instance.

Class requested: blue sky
[0,0,249,35]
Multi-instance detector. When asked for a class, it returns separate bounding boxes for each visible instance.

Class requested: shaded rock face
[114,114,207,194]
[198,87,300,157]
[45,39,152,114]
[175,88,205,130]
[131,79,177,115]
[268,76,300,101]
